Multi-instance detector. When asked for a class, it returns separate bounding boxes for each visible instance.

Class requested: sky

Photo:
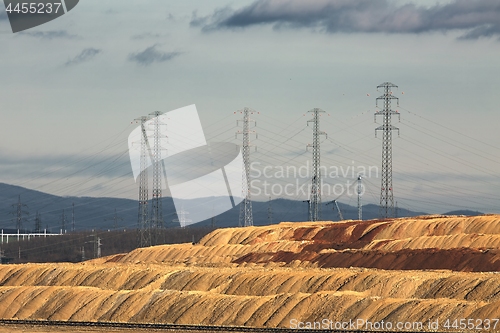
[1,0,500,215]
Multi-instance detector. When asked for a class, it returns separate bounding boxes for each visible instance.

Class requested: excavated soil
[0,215,500,330]
[0,325,164,333]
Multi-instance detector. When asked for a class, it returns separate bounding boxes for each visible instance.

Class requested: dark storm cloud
[128,45,181,66]
[19,30,79,40]
[65,48,101,66]
[191,0,500,40]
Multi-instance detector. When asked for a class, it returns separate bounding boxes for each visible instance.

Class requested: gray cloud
[19,30,79,40]
[0,151,131,180]
[128,44,180,66]
[65,48,101,66]
[0,10,6,21]
[131,32,165,40]
[191,0,500,40]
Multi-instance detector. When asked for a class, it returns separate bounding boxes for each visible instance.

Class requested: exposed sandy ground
[0,324,134,333]
[0,215,499,329]
[0,324,200,333]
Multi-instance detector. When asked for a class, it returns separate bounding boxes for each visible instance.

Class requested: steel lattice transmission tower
[61,209,67,234]
[11,195,29,231]
[72,203,75,232]
[173,207,192,228]
[375,82,400,218]
[267,197,273,225]
[135,116,151,247]
[357,175,363,220]
[34,211,42,233]
[306,108,327,221]
[149,111,166,245]
[236,107,258,227]
[105,208,123,229]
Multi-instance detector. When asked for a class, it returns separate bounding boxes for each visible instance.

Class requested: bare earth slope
[1,215,500,329]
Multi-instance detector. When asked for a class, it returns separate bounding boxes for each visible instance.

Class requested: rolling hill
[0,183,432,232]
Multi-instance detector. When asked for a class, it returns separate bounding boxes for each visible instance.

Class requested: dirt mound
[0,278,500,327]
[2,264,500,302]
[108,215,500,271]
[0,215,499,328]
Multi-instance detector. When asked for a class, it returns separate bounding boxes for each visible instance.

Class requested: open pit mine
[0,215,500,332]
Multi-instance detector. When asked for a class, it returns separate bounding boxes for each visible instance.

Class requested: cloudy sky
[1,0,500,215]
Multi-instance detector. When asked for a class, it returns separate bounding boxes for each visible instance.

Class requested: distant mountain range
[442,210,485,216]
[0,182,479,232]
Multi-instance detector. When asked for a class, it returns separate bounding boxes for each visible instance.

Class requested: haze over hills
[0,182,477,232]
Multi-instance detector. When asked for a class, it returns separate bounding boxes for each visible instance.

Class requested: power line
[400,106,500,153]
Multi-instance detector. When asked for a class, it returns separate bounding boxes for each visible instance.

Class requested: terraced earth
[1,215,500,330]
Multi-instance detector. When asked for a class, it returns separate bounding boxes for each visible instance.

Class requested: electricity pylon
[61,209,67,234]
[34,211,42,233]
[72,203,75,232]
[173,207,192,228]
[326,200,343,221]
[149,111,166,245]
[267,196,273,225]
[11,195,29,231]
[306,108,327,221]
[236,107,258,227]
[375,82,400,218]
[105,208,123,229]
[303,200,311,221]
[92,233,102,258]
[135,115,151,247]
[357,175,363,220]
